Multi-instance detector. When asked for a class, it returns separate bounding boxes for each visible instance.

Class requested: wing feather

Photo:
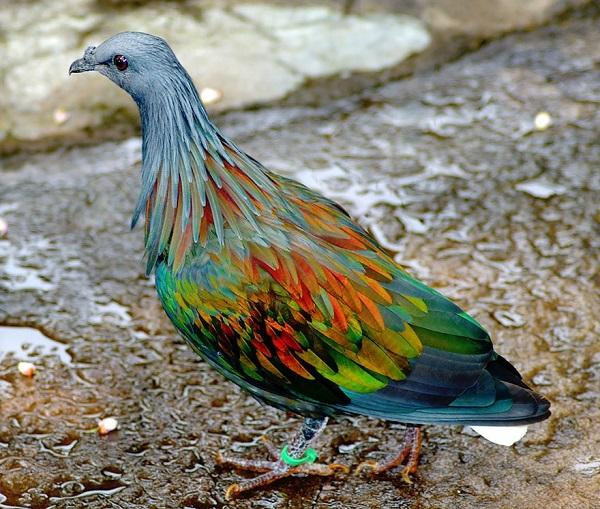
[156,171,515,421]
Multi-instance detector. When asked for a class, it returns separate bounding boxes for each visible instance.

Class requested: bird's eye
[113,54,128,71]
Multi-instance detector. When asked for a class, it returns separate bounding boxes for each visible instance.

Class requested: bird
[69,32,551,499]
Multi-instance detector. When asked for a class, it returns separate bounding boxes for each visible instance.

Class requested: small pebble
[17,361,36,377]
[200,87,222,105]
[0,217,7,237]
[534,111,552,131]
[98,417,119,435]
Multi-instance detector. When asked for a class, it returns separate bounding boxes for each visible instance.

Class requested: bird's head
[69,32,186,103]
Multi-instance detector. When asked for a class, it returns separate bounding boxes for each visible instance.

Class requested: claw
[225,483,241,500]
[401,467,414,485]
[355,426,423,479]
[329,463,351,474]
[355,460,379,475]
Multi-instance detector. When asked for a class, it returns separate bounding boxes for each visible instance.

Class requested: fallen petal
[534,111,552,131]
[200,87,222,105]
[53,108,70,125]
[98,417,119,435]
[17,361,36,377]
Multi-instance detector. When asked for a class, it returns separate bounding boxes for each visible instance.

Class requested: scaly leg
[356,425,423,483]
[217,417,349,499]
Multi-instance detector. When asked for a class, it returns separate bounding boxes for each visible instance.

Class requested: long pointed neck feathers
[132,67,281,274]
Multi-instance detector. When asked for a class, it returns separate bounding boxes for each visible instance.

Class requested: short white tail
[470,425,528,446]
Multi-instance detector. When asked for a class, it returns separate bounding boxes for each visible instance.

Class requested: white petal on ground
[200,87,223,105]
[534,111,552,130]
[17,361,36,377]
[98,417,119,435]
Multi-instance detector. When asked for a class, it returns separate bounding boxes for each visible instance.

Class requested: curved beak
[69,46,97,75]
[69,58,95,74]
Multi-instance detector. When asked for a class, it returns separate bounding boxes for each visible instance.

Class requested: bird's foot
[217,418,348,499]
[217,436,348,499]
[356,425,423,484]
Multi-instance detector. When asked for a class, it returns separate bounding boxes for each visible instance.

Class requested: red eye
[113,54,128,71]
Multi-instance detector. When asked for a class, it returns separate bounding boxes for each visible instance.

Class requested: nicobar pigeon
[70,32,550,499]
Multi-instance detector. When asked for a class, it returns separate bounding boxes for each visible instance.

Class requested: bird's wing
[157,173,549,424]
[275,171,493,355]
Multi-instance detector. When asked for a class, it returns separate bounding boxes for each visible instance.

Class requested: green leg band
[280,445,318,467]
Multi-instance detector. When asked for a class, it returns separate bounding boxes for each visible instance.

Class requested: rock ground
[0,0,591,154]
[1,3,599,509]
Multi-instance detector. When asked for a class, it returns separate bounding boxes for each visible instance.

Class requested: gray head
[69,32,189,103]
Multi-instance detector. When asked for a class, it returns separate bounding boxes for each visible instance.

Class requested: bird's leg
[356,425,423,483]
[217,417,349,499]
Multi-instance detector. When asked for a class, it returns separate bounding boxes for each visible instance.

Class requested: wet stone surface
[1,7,599,509]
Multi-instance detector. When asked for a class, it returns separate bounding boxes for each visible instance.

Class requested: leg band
[280,445,318,467]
